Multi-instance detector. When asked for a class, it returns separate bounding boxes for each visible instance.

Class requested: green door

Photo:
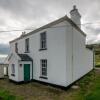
[24,64,30,81]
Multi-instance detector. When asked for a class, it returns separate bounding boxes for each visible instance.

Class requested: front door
[24,64,30,81]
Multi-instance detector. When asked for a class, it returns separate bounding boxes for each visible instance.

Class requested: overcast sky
[0,0,100,62]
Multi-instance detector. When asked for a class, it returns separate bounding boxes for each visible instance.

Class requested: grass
[74,70,100,100]
[95,51,100,67]
[0,69,100,100]
[0,89,23,100]
[0,50,100,100]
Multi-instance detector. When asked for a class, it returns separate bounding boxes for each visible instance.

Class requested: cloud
[0,43,10,55]
[0,0,99,59]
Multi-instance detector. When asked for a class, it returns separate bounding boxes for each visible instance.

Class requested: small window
[40,32,47,50]
[40,59,47,77]
[25,38,29,52]
[12,64,15,74]
[15,43,18,53]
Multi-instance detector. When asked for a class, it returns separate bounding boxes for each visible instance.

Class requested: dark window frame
[40,32,47,51]
[11,64,15,76]
[15,43,18,53]
[25,38,30,53]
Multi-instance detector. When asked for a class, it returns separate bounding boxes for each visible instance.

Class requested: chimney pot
[73,5,76,9]
[70,5,81,28]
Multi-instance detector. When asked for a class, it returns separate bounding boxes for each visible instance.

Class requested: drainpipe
[93,48,95,69]
[71,26,74,82]
[32,60,33,80]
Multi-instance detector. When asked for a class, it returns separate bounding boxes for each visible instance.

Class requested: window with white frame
[40,59,47,77]
[12,64,15,74]
[40,32,47,50]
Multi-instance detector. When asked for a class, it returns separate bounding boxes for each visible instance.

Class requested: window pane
[12,64,15,74]
[15,43,18,53]
[40,32,47,49]
[25,38,29,52]
[41,59,47,76]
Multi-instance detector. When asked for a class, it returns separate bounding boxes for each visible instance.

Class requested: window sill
[39,76,48,79]
[24,51,30,53]
[11,74,15,76]
[39,48,47,51]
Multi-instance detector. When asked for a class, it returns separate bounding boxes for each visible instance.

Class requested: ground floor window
[40,59,47,77]
[11,64,15,76]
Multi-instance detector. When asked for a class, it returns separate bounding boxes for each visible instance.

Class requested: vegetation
[75,70,100,100]
[94,44,100,67]
[87,43,100,67]
[95,53,100,67]
[0,69,99,100]
[0,89,22,100]
[0,48,99,100]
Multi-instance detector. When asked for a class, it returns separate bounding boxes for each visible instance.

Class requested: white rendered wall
[18,61,32,82]
[84,48,93,72]
[9,20,93,86]
[8,54,19,81]
[10,21,68,86]
[65,23,73,86]
[72,28,93,82]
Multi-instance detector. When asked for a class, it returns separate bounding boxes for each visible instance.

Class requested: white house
[0,63,8,78]
[8,6,93,87]
[0,64,4,78]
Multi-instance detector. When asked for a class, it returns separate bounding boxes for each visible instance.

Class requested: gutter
[32,60,33,80]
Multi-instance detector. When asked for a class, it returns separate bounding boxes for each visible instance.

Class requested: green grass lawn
[0,69,100,100]
[74,70,100,100]
[95,51,100,67]
[0,89,22,100]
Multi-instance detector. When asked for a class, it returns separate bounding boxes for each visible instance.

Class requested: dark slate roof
[10,15,86,43]
[17,54,32,61]
[86,45,94,50]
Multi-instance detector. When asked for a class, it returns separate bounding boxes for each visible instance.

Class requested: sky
[0,0,100,62]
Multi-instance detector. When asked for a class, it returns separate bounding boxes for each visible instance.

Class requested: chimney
[21,31,26,37]
[70,5,81,28]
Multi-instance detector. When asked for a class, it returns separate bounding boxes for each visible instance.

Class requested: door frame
[24,64,30,81]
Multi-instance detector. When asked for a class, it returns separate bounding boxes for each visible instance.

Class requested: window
[25,38,29,52]
[40,59,47,77]
[11,64,15,76]
[40,32,47,50]
[15,43,18,53]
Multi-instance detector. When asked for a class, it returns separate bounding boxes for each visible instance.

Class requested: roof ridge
[10,15,86,43]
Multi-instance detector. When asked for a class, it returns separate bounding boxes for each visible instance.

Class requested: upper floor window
[25,38,29,53]
[15,43,18,53]
[40,32,47,50]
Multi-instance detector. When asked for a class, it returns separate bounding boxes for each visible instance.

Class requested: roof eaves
[17,54,32,61]
[65,16,86,37]
[9,16,67,43]
[10,15,86,43]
